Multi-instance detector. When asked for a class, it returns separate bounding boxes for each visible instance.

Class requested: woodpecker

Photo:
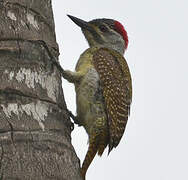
[63,15,132,180]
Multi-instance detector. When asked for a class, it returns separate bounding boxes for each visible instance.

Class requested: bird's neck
[89,42,125,55]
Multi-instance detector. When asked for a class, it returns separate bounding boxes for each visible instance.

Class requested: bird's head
[67,15,128,55]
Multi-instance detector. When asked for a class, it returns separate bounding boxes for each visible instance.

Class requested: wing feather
[93,48,132,153]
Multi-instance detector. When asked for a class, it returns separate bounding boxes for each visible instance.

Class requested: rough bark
[0,0,81,179]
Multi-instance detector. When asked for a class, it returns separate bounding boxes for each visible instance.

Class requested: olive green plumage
[63,47,132,179]
[63,15,132,180]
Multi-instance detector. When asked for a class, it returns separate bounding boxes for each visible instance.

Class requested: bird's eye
[99,25,108,32]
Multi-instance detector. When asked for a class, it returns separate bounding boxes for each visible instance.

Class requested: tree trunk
[0,0,81,179]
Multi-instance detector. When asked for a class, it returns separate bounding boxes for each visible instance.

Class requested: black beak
[67,15,93,32]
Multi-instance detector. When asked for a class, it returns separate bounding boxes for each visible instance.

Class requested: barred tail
[81,116,108,179]
[81,141,98,180]
[98,142,107,156]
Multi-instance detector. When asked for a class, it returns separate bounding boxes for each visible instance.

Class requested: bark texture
[0,0,81,179]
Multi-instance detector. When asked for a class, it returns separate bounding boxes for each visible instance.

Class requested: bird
[62,14,132,180]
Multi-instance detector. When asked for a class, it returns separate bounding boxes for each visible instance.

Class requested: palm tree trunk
[0,1,81,179]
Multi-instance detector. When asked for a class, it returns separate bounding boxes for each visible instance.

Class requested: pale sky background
[53,1,188,180]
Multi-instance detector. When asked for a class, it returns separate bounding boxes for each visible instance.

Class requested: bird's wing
[93,48,132,153]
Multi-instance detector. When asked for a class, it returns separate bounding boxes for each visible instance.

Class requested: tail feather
[81,141,98,180]
[81,117,109,179]
[98,143,107,156]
